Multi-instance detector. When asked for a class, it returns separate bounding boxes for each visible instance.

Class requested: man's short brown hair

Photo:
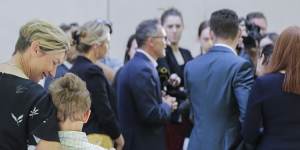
[49,73,91,122]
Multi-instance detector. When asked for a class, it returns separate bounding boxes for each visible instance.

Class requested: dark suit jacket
[70,56,120,139]
[185,45,254,150]
[116,51,172,150]
[242,73,300,150]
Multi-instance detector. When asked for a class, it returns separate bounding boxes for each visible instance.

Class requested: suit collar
[63,61,72,69]
[210,44,238,55]
[136,49,158,67]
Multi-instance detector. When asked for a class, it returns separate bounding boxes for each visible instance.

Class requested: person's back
[49,73,106,150]
[185,47,252,149]
[0,72,58,149]
[69,19,124,149]
[244,73,300,149]
[185,9,254,150]
[243,26,300,150]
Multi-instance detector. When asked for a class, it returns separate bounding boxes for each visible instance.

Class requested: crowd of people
[0,7,299,150]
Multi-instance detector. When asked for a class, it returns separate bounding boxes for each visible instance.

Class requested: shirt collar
[136,49,158,67]
[58,131,88,142]
[63,61,72,69]
[214,43,237,55]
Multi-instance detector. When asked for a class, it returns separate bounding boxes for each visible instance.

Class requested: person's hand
[114,134,125,150]
[163,95,178,111]
[168,73,181,87]
[36,140,61,150]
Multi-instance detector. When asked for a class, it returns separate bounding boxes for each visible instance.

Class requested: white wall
[0,0,299,62]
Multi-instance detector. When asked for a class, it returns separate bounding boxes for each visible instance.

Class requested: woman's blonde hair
[73,19,110,53]
[49,73,91,122]
[14,19,70,54]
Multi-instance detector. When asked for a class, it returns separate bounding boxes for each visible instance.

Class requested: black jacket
[70,56,120,139]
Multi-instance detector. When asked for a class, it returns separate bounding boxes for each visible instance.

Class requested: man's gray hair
[135,19,160,48]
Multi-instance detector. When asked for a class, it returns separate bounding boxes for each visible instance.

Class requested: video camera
[242,21,263,49]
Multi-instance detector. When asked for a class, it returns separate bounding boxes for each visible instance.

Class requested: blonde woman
[70,19,124,150]
[0,20,70,150]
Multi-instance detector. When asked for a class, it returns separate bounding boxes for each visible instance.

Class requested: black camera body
[243,21,262,49]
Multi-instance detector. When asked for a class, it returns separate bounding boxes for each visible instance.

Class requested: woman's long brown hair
[267,26,300,95]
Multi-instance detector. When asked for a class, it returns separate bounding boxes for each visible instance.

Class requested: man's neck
[141,46,158,60]
[214,38,236,49]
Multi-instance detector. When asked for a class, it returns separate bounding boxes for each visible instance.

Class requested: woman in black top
[70,19,124,150]
[242,26,300,149]
[158,8,193,150]
[0,20,70,150]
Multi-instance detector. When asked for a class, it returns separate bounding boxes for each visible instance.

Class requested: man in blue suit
[185,9,254,150]
[115,19,177,150]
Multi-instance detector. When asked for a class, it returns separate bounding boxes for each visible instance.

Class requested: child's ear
[83,110,91,123]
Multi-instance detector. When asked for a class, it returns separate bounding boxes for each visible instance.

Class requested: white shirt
[59,131,107,150]
[63,61,73,69]
[214,43,237,55]
[136,49,158,67]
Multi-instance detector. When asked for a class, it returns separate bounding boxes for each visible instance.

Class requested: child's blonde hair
[49,73,91,122]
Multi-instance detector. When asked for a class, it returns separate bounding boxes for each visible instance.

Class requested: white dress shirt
[214,43,238,55]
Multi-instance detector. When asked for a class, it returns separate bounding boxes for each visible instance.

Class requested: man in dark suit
[185,9,254,150]
[115,19,177,150]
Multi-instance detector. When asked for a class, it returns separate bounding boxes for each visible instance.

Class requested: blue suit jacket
[116,52,172,150]
[185,45,254,150]
[44,63,69,89]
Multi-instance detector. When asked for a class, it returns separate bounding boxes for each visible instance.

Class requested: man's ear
[146,37,154,47]
[83,110,91,123]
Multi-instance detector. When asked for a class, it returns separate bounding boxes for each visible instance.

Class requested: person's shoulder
[125,58,153,78]
[127,55,149,70]
[185,54,202,67]
[19,79,46,96]
[88,63,104,73]
[257,72,284,84]
[223,53,252,69]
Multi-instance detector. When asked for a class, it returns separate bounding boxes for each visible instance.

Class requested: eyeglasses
[151,36,168,41]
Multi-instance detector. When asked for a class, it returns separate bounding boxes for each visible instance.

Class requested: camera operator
[238,17,263,77]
